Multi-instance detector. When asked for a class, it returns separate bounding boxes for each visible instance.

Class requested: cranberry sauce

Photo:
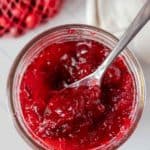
[20,40,136,149]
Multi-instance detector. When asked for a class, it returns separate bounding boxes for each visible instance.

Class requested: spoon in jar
[66,0,150,89]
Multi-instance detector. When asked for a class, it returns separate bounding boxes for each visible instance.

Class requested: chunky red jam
[20,40,136,149]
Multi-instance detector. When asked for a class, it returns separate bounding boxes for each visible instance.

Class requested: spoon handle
[98,0,150,74]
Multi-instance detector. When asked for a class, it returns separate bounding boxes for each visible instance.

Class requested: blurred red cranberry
[0,0,63,37]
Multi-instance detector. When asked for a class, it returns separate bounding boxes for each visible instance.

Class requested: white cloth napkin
[86,0,150,63]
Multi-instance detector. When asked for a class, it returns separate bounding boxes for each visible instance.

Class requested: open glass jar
[7,24,145,150]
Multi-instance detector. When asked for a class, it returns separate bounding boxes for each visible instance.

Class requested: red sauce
[20,40,136,149]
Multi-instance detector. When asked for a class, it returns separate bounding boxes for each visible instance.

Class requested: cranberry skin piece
[25,13,40,29]
[76,63,93,79]
[103,65,121,86]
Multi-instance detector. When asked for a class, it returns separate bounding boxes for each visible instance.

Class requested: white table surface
[0,0,150,149]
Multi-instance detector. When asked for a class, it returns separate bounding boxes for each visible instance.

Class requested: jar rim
[7,24,145,150]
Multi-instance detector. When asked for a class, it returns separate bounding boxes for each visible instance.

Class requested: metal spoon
[67,0,150,89]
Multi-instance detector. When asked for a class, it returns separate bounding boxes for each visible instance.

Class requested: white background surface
[0,0,150,149]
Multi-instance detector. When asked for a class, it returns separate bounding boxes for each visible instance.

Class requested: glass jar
[7,24,145,150]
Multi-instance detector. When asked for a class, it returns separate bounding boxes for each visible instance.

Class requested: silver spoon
[67,0,150,89]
